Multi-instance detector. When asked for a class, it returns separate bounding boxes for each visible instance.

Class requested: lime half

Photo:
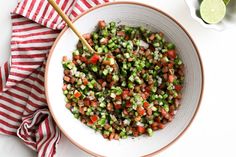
[223,0,230,5]
[200,0,226,24]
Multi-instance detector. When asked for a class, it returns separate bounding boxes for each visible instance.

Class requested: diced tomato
[133,130,139,137]
[145,92,150,99]
[65,103,71,109]
[106,75,112,82]
[80,56,88,63]
[122,90,129,99]
[175,85,183,91]
[117,31,125,37]
[115,95,122,100]
[82,33,91,40]
[87,120,94,126]
[168,75,175,83]
[72,60,78,66]
[109,81,115,88]
[90,115,99,123]
[137,107,145,116]
[107,54,114,59]
[168,63,174,68]
[123,109,128,115]
[141,93,146,100]
[114,48,120,53]
[137,126,146,134]
[102,82,107,87]
[74,91,81,98]
[167,50,176,59]
[114,104,122,110]
[149,34,155,41]
[87,39,94,46]
[161,108,167,116]
[62,84,67,90]
[158,123,165,129]
[64,76,70,82]
[82,78,88,85]
[91,101,98,108]
[163,73,168,80]
[159,32,164,37]
[161,57,168,65]
[89,54,100,64]
[73,55,80,60]
[84,99,90,106]
[143,102,149,109]
[98,20,106,29]
[145,86,151,93]
[100,37,108,45]
[79,106,84,115]
[97,79,103,84]
[126,101,132,107]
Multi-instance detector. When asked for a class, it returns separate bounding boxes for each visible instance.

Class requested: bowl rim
[45,1,204,156]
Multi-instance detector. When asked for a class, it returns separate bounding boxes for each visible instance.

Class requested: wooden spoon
[48,0,120,73]
[48,0,94,53]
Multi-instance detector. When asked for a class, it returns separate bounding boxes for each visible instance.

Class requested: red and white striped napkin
[0,0,110,156]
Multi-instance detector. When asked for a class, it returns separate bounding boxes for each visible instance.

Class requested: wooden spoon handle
[48,0,94,53]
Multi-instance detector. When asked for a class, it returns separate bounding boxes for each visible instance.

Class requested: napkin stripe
[0,0,110,157]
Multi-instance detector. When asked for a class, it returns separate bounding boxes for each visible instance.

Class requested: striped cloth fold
[0,0,110,157]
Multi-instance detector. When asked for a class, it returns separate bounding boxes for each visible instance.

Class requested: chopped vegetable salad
[62,20,184,140]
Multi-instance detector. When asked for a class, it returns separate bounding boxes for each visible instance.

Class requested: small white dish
[45,2,204,157]
[185,0,236,31]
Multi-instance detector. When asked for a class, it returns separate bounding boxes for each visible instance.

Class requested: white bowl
[45,2,204,156]
[185,0,236,31]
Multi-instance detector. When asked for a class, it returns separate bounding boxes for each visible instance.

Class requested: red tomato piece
[168,75,175,83]
[137,126,146,134]
[122,90,129,99]
[123,109,128,115]
[87,120,94,126]
[126,101,132,108]
[115,95,122,100]
[167,50,176,59]
[82,33,91,40]
[91,101,98,108]
[98,20,106,29]
[74,91,81,98]
[145,86,151,93]
[80,56,88,63]
[137,107,145,116]
[97,79,103,84]
[89,54,100,64]
[82,78,88,85]
[73,55,80,60]
[175,85,183,91]
[84,99,90,106]
[143,102,149,109]
[114,104,122,110]
[62,84,67,90]
[90,115,98,123]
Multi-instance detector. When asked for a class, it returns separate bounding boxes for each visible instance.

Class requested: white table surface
[1,0,236,157]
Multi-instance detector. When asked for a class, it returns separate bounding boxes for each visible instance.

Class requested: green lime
[223,0,230,5]
[200,0,226,24]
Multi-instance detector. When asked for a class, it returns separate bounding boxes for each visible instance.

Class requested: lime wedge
[223,0,230,5]
[200,0,226,24]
